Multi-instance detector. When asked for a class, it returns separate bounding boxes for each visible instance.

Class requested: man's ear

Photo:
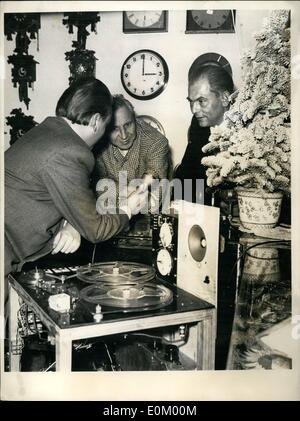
[89,113,101,132]
[89,113,102,132]
[221,91,230,107]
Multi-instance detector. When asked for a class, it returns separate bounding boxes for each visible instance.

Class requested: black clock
[186,10,235,33]
[189,52,233,77]
[121,49,169,100]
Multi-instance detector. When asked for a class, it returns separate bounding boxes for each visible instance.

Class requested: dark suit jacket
[174,116,211,204]
[5,117,128,275]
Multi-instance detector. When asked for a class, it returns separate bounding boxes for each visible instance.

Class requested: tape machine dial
[156,248,173,276]
[152,213,178,283]
[159,222,173,248]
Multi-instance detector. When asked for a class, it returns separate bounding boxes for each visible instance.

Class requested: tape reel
[77,261,155,285]
[80,282,173,309]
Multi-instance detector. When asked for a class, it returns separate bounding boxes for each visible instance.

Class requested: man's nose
[191,100,201,114]
[119,126,127,139]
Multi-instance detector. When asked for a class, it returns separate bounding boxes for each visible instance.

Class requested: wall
[4,9,271,166]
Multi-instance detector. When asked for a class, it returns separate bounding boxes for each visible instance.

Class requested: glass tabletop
[226,237,291,370]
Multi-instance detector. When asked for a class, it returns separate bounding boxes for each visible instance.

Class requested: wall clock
[189,52,233,77]
[123,11,168,33]
[186,10,235,33]
[137,115,165,136]
[121,49,169,100]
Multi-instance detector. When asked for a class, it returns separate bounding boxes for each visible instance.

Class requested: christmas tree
[201,10,290,193]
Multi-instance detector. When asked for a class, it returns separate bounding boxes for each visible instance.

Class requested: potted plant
[201,10,291,231]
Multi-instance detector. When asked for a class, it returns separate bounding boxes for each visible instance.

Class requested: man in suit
[5,78,147,276]
[174,64,234,204]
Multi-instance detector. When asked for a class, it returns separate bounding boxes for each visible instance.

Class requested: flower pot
[243,247,280,283]
[236,188,283,231]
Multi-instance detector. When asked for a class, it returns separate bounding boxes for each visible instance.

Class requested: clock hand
[144,73,157,75]
[142,55,145,76]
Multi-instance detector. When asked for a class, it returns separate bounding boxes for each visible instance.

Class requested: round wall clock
[189,52,232,77]
[137,115,165,136]
[121,49,169,100]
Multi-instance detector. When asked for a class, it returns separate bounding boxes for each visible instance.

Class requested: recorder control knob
[204,276,210,284]
[93,304,103,323]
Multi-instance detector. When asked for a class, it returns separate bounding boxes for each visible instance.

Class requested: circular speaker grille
[188,225,207,262]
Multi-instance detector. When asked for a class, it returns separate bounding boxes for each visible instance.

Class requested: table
[226,234,292,369]
[8,271,216,372]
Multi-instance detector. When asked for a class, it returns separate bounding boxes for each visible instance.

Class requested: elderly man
[5,78,147,276]
[174,64,234,204]
[93,94,170,210]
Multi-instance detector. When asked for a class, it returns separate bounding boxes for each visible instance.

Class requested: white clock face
[121,50,169,100]
[156,249,173,276]
[191,10,231,29]
[159,222,173,248]
[126,11,163,28]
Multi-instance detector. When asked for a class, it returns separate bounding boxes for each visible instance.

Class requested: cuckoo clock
[7,54,38,109]
[4,13,40,53]
[65,49,97,84]
[6,108,37,145]
[62,12,100,50]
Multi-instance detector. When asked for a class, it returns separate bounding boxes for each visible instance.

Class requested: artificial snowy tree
[202,10,290,194]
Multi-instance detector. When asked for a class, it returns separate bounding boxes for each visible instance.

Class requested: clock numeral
[125,73,128,78]
[134,88,137,93]
[151,87,154,92]
[150,56,153,61]
[156,63,160,67]
[127,82,131,87]
[159,71,162,76]
[156,81,160,85]
[142,90,145,95]
[141,54,145,59]
[126,64,131,69]
[133,57,136,62]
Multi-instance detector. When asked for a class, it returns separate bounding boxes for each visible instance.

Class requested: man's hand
[126,185,149,216]
[52,221,81,254]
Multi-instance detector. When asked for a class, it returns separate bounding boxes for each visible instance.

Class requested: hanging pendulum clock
[62,12,100,49]
[6,108,37,145]
[4,13,40,47]
[65,49,98,84]
[7,54,38,109]
[5,13,40,109]
[62,12,100,84]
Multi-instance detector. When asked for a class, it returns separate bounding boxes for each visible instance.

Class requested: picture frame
[186,10,236,34]
[123,10,168,33]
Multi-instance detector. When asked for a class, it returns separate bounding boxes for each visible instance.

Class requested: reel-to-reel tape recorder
[9,201,219,372]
